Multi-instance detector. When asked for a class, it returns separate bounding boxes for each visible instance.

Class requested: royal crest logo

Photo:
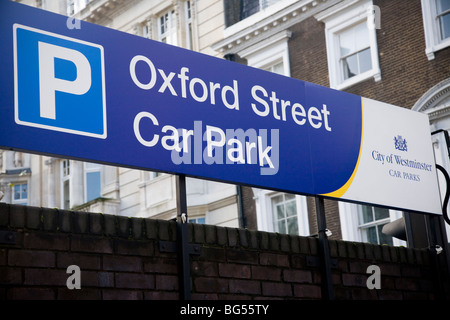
[394,135,407,151]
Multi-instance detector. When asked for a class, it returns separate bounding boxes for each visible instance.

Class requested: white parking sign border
[13,24,107,139]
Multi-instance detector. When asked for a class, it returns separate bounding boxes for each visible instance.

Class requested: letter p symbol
[38,42,91,119]
[14,24,106,138]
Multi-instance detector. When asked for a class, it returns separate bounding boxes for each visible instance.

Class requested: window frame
[185,0,193,50]
[84,162,101,203]
[254,189,310,236]
[271,193,299,235]
[61,160,71,209]
[188,217,206,224]
[421,0,450,60]
[358,205,393,245]
[158,9,177,46]
[317,0,381,90]
[12,182,28,205]
[67,0,89,16]
[338,201,406,246]
[239,30,292,77]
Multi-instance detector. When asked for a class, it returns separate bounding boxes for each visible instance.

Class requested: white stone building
[1,0,241,227]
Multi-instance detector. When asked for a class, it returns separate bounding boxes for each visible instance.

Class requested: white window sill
[332,68,381,90]
[425,38,450,60]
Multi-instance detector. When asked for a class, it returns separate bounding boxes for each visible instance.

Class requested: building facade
[1,0,449,248]
[1,0,242,228]
[213,0,450,245]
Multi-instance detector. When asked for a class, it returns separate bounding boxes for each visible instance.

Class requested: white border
[315,0,381,90]
[421,0,450,60]
[13,24,107,139]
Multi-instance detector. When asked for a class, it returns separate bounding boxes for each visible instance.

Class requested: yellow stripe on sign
[321,97,364,198]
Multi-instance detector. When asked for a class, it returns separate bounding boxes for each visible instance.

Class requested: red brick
[226,248,258,264]
[57,288,101,300]
[0,266,22,285]
[395,278,420,291]
[24,268,66,286]
[114,238,154,256]
[103,255,142,272]
[283,269,312,283]
[9,249,55,268]
[24,232,70,251]
[145,291,179,300]
[293,284,321,299]
[0,202,447,300]
[194,277,228,293]
[70,235,113,254]
[260,253,289,267]
[251,266,281,281]
[57,252,101,270]
[219,263,251,279]
[378,290,403,300]
[155,274,178,290]
[342,273,367,287]
[377,263,402,277]
[229,279,261,295]
[350,287,379,300]
[262,282,292,297]
[0,248,7,265]
[102,289,143,300]
[8,287,55,300]
[74,270,103,287]
[115,273,154,289]
[143,257,178,274]
[192,261,218,277]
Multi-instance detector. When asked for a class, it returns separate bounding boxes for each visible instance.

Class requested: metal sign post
[315,196,334,300]
[176,174,191,300]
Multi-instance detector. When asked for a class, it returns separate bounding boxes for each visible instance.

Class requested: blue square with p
[14,24,106,139]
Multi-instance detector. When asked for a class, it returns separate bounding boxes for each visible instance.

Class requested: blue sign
[0,0,442,215]
[14,24,106,138]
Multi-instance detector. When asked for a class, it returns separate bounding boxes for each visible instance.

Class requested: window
[189,217,206,224]
[141,171,164,182]
[62,159,70,177]
[253,189,309,236]
[437,0,450,40]
[185,1,193,50]
[13,152,23,167]
[67,0,74,15]
[241,0,283,20]
[339,22,372,81]
[422,0,450,59]
[67,0,89,16]
[263,60,284,75]
[141,21,151,39]
[359,206,393,245]
[316,0,381,89]
[339,201,406,246]
[150,171,163,180]
[271,193,299,235]
[13,183,27,205]
[158,10,177,45]
[62,160,71,209]
[239,30,292,77]
[85,162,101,202]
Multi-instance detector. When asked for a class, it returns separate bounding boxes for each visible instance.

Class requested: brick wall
[0,203,448,300]
[287,0,450,243]
[288,0,450,109]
